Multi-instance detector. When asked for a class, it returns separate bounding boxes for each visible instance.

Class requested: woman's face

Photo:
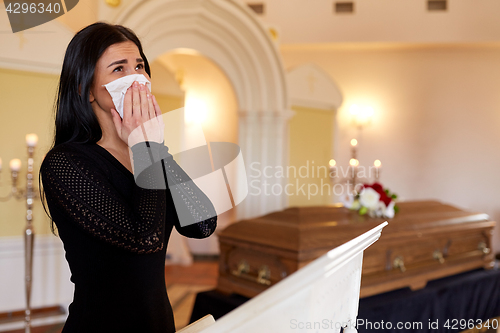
[90,40,150,113]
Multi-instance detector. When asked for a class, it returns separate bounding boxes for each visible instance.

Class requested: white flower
[384,201,396,219]
[341,193,354,209]
[376,201,386,217]
[369,201,386,218]
[359,188,381,210]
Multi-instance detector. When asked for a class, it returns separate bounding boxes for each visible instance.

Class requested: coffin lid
[218,200,490,255]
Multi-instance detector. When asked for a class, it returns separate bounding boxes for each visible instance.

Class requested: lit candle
[349,158,359,178]
[374,159,381,179]
[329,159,337,178]
[10,159,21,172]
[350,139,358,147]
[26,133,38,147]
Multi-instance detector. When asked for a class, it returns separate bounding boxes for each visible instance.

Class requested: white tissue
[103,74,152,118]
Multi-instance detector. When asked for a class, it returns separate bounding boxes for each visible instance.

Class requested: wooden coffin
[216,200,496,299]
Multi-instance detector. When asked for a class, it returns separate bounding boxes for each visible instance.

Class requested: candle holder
[373,159,382,181]
[329,138,381,196]
[0,134,38,333]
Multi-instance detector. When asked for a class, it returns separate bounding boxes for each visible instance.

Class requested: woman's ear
[78,84,94,102]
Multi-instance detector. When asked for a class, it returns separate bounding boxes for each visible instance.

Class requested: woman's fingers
[139,83,150,122]
[132,81,141,122]
[147,90,156,121]
[147,91,156,121]
[122,86,132,120]
[152,95,162,118]
[152,95,164,129]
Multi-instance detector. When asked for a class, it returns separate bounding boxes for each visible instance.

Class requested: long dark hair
[54,21,151,146]
[42,22,152,233]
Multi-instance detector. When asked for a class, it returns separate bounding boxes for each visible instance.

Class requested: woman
[40,22,217,332]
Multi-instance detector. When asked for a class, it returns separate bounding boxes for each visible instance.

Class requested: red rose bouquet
[342,182,398,218]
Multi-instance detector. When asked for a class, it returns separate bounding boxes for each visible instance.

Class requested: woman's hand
[111,81,164,147]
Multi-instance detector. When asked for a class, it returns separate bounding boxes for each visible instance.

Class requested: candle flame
[10,158,22,172]
[25,133,38,147]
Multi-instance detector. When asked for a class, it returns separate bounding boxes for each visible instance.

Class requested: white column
[237,109,294,220]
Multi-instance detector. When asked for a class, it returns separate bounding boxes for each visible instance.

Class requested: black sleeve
[41,144,167,254]
[130,142,217,239]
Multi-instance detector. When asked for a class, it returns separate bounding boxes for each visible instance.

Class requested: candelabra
[329,138,382,195]
[0,133,39,333]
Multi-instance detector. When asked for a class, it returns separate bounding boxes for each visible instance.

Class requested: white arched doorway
[111,0,292,220]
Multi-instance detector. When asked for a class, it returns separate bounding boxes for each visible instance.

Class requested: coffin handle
[232,260,250,276]
[393,256,406,273]
[256,265,271,285]
[232,261,271,286]
[433,250,445,264]
[478,241,490,255]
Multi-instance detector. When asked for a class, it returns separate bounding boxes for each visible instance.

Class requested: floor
[165,261,219,331]
[2,261,219,333]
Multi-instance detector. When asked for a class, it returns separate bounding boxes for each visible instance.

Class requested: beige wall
[236,0,500,44]
[0,68,59,237]
[288,105,335,207]
[280,43,500,253]
[155,94,184,114]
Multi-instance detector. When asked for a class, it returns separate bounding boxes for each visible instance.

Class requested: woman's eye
[112,64,143,73]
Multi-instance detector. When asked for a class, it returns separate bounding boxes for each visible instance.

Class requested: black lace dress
[40,141,217,333]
